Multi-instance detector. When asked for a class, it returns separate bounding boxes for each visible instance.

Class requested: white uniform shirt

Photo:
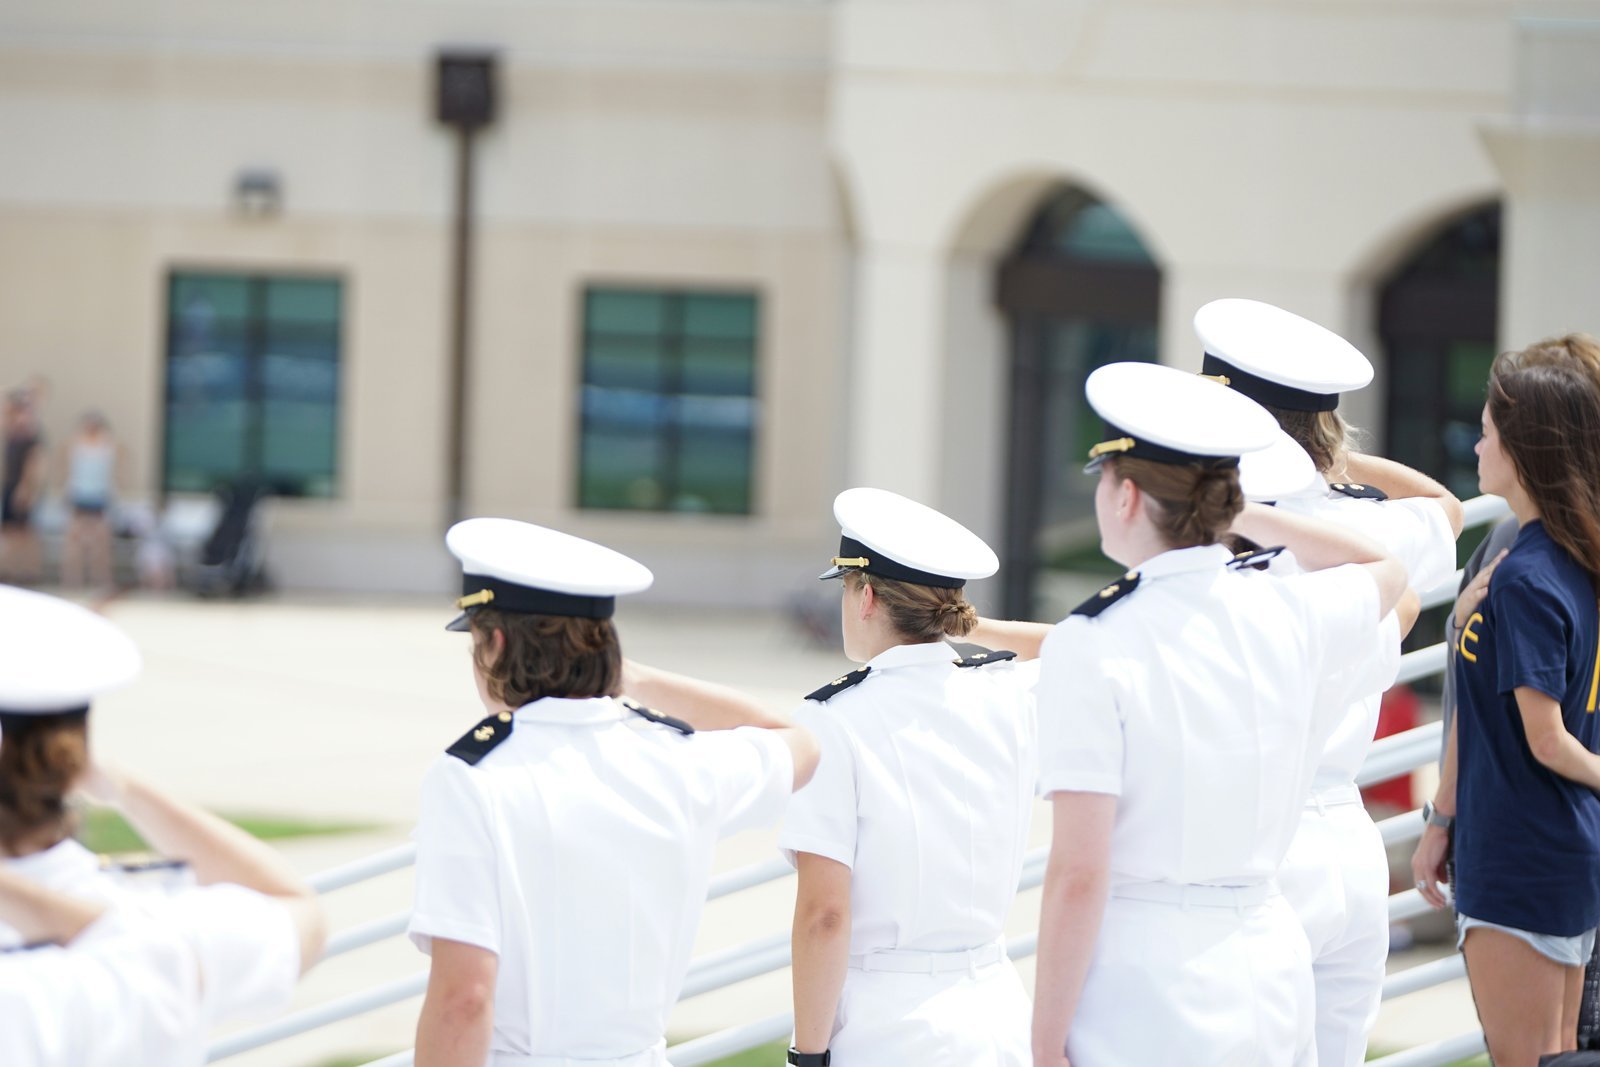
[1278,485,1455,789]
[408,696,794,1061]
[778,641,1038,955]
[1037,545,1391,885]
[0,884,300,1067]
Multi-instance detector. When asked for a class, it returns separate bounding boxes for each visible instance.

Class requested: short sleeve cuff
[777,833,855,871]
[1037,772,1122,798]
[407,914,501,956]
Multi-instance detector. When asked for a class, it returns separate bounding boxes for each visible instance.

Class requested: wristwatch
[787,1050,831,1066]
[1421,801,1454,831]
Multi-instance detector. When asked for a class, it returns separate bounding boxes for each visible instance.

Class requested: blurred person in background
[1197,298,1463,1067]
[59,410,121,590]
[1412,334,1600,1067]
[410,519,817,1067]
[0,584,327,1064]
[1032,362,1411,1067]
[1,390,45,585]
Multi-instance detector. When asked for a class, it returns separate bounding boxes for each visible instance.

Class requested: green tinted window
[164,272,341,497]
[577,287,758,515]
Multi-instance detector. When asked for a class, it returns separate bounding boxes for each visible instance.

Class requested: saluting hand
[1454,549,1508,631]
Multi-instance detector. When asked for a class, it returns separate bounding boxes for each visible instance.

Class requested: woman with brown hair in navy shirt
[1412,334,1600,1067]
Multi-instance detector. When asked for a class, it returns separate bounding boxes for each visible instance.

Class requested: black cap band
[1202,353,1340,413]
[833,536,965,589]
[0,706,90,723]
[1092,423,1242,470]
[459,575,616,619]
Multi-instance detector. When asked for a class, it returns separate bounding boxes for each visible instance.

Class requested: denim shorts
[1457,912,1598,967]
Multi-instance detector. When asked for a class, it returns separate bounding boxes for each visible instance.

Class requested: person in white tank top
[59,411,121,590]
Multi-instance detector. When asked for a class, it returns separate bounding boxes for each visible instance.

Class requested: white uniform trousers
[1067,882,1315,1067]
[489,1041,667,1067]
[1277,786,1390,1067]
[825,941,1030,1065]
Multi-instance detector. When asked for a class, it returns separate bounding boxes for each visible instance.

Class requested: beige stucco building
[1,0,1596,613]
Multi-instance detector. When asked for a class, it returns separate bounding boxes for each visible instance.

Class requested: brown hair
[1264,406,1353,475]
[0,712,88,855]
[1487,334,1600,590]
[844,571,978,642]
[468,609,622,707]
[1109,456,1245,549]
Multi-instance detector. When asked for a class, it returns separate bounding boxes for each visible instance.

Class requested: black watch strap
[787,1050,830,1066]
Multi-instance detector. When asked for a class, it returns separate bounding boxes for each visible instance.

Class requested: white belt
[1304,781,1363,812]
[491,1042,665,1067]
[1111,880,1275,909]
[849,938,1005,974]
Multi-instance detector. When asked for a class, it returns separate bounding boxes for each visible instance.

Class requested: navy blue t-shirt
[1454,520,1600,936]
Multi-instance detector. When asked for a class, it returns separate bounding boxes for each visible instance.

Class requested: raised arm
[0,867,105,946]
[621,659,791,730]
[967,618,1053,660]
[1229,503,1407,619]
[1342,453,1465,537]
[81,764,327,974]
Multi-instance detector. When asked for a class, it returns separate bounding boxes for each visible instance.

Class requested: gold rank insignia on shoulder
[1228,545,1287,571]
[954,648,1018,668]
[805,666,872,703]
[1070,571,1142,618]
[447,710,516,766]
[1329,482,1388,501]
[619,696,695,736]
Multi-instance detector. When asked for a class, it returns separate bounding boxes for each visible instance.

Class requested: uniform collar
[512,696,630,726]
[5,838,98,882]
[863,640,957,673]
[1136,543,1234,581]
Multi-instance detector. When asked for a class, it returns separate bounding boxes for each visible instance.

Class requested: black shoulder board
[1070,572,1141,618]
[1329,482,1388,501]
[446,710,516,766]
[954,648,1018,668]
[805,666,871,702]
[1228,545,1287,572]
[619,696,694,736]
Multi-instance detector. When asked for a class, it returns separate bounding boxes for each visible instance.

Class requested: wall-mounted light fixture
[234,168,283,218]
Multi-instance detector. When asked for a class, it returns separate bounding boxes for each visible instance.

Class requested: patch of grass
[704,1040,788,1067]
[77,808,379,855]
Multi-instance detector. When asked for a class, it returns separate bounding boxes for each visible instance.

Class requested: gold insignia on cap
[456,588,495,610]
[473,725,495,742]
[1198,373,1232,386]
[1087,437,1135,460]
[831,556,870,568]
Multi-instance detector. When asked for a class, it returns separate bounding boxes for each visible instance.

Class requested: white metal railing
[204,494,1509,1067]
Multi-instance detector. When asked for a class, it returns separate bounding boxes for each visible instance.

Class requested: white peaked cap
[444,518,653,631]
[0,586,141,714]
[1084,361,1279,467]
[1239,429,1325,503]
[819,487,998,588]
[1194,298,1373,410]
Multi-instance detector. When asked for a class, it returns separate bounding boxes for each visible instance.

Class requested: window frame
[573,284,762,517]
[160,268,345,500]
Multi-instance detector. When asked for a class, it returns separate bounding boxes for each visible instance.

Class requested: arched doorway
[997,186,1161,618]
[1378,202,1502,499]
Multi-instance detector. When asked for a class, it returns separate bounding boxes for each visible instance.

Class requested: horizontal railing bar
[308,843,417,894]
[325,912,410,959]
[1389,888,1435,923]
[358,1052,413,1067]
[207,971,426,1061]
[1357,721,1442,788]
[1368,1029,1486,1067]
[670,1010,795,1067]
[707,856,792,901]
[680,932,790,1000]
[1462,493,1510,528]
[1383,953,1466,1000]
[1378,807,1424,848]
[1395,643,1447,687]
[1419,570,1464,611]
